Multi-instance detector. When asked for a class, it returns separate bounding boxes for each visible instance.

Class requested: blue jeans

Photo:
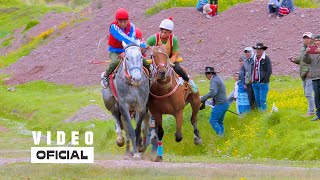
[252,83,269,111]
[209,102,229,136]
[312,79,320,118]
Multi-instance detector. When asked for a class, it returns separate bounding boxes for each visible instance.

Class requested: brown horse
[148,45,202,161]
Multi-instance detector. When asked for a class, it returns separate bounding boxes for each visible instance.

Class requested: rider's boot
[188,79,198,93]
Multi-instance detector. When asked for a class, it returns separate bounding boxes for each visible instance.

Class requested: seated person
[268,0,280,18]
[279,0,294,16]
[196,0,213,19]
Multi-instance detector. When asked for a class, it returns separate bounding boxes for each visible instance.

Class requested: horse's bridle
[151,48,171,77]
[123,45,143,80]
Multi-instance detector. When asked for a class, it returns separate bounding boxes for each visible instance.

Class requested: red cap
[115,8,129,20]
[135,28,142,39]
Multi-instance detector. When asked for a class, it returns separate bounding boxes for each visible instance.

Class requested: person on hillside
[268,0,281,18]
[209,0,218,15]
[290,32,315,117]
[101,8,145,88]
[146,18,198,93]
[201,67,229,137]
[196,0,213,19]
[279,0,294,16]
[243,47,257,110]
[303,35,320,121]
[252,43,272,112]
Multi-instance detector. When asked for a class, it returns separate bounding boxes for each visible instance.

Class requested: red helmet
[115,8,129,20]
[135,28,142,39]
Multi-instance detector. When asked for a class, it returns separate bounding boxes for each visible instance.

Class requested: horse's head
[151,45,170,80]
[122,41,143,86]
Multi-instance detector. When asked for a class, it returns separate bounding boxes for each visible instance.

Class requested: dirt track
[1,156,320,179]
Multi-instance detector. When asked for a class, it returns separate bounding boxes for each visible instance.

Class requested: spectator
[228,58,250,114]
[209,0,218,15]
[252,43,272,112]
[290,32,315,117]
[227,72,240,113]
[268,0,281,18]
[196,0,213,19]
[201,67,229,136]
[303,35,320,121]
[279,0,294,16]
[243,47,257,110]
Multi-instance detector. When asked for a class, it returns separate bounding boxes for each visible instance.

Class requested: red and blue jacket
[108,21,137,53]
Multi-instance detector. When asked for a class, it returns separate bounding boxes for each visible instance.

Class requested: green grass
[0,38,41,67]
[0,0,71,39]
[1,76,320,163]
[23,20,40,32]
[1,37,14,47]
[146,0,319,16]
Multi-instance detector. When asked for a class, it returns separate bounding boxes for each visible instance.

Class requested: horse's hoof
[194,138,202,145]
[138,145,146,153]
[175,133,183,142]
[155,156,163,162]
[116,137,125,147]
[133,153,141,160]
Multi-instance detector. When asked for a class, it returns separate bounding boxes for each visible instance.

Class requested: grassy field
[1,75,320,178]
[146,0,319,16]
[1,75,320,161]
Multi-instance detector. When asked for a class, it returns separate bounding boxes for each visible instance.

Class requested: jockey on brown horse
[146,18,202,161]
[146,17,198,93]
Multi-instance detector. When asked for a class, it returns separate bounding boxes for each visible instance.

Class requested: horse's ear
[122,41,128,48]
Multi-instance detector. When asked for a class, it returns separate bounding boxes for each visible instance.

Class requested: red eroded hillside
[2,0,320,86]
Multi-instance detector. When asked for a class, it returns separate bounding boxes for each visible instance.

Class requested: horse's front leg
[154,114,164,162]
[135,111,144,152]
[115,119,125,147]
[174,110,183,142]
[119,103,140,159]
[137,110,150,152]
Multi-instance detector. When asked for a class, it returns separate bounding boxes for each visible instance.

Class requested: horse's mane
[152,44,168,55]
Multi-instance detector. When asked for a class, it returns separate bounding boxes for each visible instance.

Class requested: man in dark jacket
[303,35,320,121]
[290,32,315,117]
[201,67,229,136]
[252,43,272,112]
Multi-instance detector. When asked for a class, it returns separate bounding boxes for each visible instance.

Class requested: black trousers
[312,79,320,118]
[246,83,257,110]
[173,62,189,82]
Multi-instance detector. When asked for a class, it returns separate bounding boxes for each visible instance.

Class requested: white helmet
[159,19,174,31]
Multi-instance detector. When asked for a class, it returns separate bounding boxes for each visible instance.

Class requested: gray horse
[102,42,150,159]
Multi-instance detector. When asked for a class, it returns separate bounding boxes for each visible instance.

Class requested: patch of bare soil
[0,125,8,133]
[1,157,320,179]
[64,104,112,123]
[1,0,320,85]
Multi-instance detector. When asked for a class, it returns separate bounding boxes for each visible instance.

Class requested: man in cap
[146,18,198,93]
[303,35,320,121]
[102,8,144,88]
[200,67,229,136]
[290,32,315,117]
[243,46,257,110]
[252,43,272,111]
